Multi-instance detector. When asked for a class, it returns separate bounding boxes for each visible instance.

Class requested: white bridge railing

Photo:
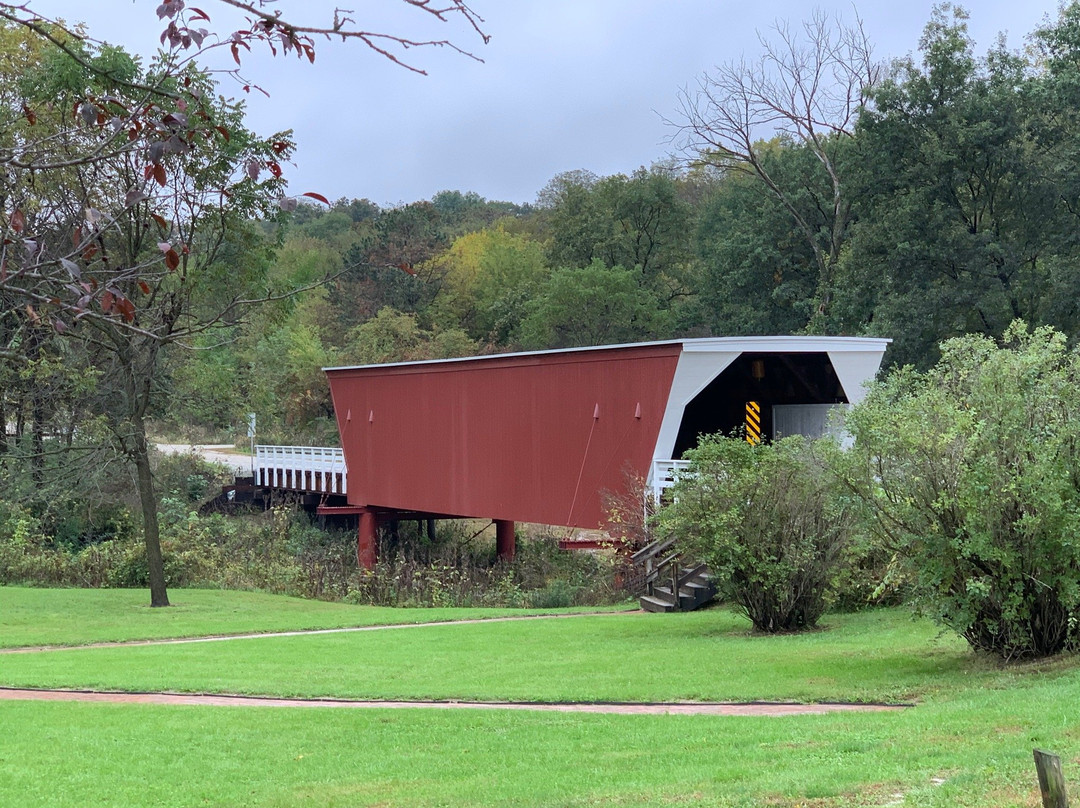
[254,445,347,496]
[649,459,691,507]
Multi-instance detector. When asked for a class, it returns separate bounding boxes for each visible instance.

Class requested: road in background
[155,444,250,477]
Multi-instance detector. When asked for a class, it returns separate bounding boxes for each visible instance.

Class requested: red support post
[495,519,515,562]
[358,510,377,570]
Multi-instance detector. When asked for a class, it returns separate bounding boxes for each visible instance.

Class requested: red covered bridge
[302,336,889,567]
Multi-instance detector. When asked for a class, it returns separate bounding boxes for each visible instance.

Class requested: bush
[1,497,629,609]
[657,434,851,632]
[842,323,1080,659]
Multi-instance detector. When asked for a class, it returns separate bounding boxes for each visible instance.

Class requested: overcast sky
[31,1,1062,208]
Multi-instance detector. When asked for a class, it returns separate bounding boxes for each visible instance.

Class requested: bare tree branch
[672,9,880,322]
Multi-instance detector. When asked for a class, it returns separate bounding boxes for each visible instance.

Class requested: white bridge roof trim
[323,335,892,373]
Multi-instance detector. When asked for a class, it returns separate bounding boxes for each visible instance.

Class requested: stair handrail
[630,537,674,565]
[677,562,709,592]
[645,550,682,586]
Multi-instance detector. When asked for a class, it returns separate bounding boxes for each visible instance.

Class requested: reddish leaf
[10,209,25,235]
[214,125,230,142]
[302,192,330,205]
[151,213,168,230]
[116,297,136,323]
[398,263,417,276]
[153,163,167,187]
[266,161,282,178]
[72,227,82,248]
[189,7,211,22]
[272,140,289,155]
[303,44,315,64]
[101,290,115,314]
[231,42,241,66]
[82,245,98,262]
[138,280,151,295]
[22,104,36,125]
[164,249,180,271]
[143,165,154,181]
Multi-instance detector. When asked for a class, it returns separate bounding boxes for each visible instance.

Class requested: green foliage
[343,307,476,365]
[518,260,672,349]
[427,225,548,344]
[693,147,823,335]
[657,434,852,632]
[842,322,1080,658]
[0,491,626,610]
[544,166,694,287]
[838,5,1078,366]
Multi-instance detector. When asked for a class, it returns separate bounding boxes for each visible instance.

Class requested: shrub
[841,323,1080,659]
[657,434,851,632]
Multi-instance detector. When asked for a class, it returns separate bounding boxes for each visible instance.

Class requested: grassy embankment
[0,587,1077,807]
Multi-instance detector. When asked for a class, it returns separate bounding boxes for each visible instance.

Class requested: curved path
[0,611,639,655]
[0,687,908,715]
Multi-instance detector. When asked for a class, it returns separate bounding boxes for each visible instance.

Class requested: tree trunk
[132,420,170,607]
[31,393,45,484]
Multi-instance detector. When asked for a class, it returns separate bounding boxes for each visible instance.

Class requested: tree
[543,166,695,293]
[676,10,878,324]
[694,141,825,335]
[657,434,851,632]
[839,5,1066,368]
[0,2,488,607]
[427,225,547,345]
[518,260,672,350]
[841,323,1080,659]
[344,306,475,365]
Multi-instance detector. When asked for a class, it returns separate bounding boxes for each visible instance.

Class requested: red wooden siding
[326,343,681,529]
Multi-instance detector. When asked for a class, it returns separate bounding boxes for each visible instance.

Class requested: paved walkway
[0,687,908,715]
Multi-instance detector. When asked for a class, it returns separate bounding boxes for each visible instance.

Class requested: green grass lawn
[0,586,628,648]
[0,588,1077,807]
[1,607,981,704]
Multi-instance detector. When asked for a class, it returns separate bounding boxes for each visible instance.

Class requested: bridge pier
[495,519,515,562]
[358,510,378,570]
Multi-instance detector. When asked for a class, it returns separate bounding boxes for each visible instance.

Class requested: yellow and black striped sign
[745,401,762,445]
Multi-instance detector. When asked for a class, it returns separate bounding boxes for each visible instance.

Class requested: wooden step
[640,594,677,613]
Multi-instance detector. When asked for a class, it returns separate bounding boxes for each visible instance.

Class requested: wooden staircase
[631,539,717,613]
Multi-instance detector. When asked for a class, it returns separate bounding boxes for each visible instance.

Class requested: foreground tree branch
[0,0,488,607]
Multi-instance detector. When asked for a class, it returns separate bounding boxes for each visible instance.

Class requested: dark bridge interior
[672,352,847,457]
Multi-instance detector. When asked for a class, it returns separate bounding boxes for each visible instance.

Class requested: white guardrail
[254,445,347,495]
[649,459,691,507]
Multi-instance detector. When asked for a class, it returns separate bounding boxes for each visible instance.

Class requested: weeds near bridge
[0,494,629,609]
